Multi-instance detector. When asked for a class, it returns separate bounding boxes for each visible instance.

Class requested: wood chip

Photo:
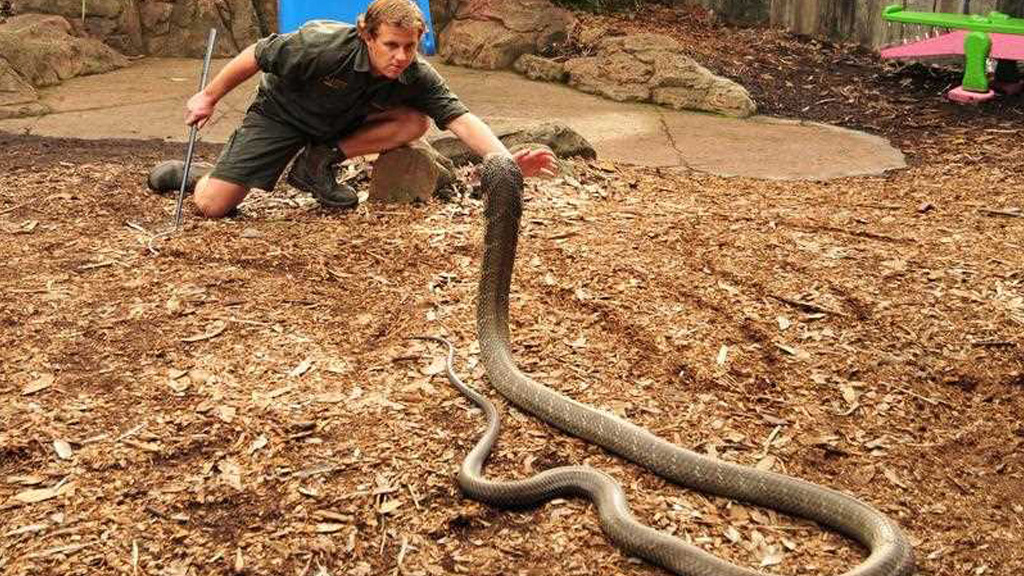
[181,321,227,343]
[716,345,729,365]
[316,523,345,534]
[288,360,313,377]
[53,440,73,460]
[248,435,268,454]
[22,373,55,395]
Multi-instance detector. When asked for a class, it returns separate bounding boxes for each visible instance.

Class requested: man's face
[363,24,420,79]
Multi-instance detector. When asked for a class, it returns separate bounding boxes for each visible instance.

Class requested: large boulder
[564,33,756,118]
[438,0,575,69]
[146,0,262,57]
[0,13,128,86]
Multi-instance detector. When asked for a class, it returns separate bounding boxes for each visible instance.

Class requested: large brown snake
[420,154,915,576]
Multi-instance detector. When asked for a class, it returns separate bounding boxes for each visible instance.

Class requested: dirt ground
[2,6,1023,576]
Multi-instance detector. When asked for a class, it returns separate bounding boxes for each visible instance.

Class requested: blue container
[278,0,437,55]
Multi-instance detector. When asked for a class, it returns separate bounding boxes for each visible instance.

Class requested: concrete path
[0,57,906,181]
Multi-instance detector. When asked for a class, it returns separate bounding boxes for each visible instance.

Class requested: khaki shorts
[210,104,364,191]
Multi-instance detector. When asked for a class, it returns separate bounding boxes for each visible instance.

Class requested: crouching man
[148,0,555,216]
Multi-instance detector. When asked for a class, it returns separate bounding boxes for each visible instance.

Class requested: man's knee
[192,177,248,218]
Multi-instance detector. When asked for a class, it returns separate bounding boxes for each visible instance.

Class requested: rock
[18,0,123,19]
[438,0,574,69]
[429,120,595,167]
[564,56,651,102]
[149,0,256,57]
[10,0,274,58]
[577,25,612,49]
[514,53,566,83]
[563,31,756,117]
[0,57,38,106]
[140,1,174,36]
[0,14,129,87]
[368,140,453,204]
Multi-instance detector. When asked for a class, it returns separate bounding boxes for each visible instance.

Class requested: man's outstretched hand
[513,148,558,179]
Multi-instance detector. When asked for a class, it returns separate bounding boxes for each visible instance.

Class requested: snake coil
[435,154,915,576]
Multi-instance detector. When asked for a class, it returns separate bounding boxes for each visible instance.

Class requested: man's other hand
[513,148,558,179]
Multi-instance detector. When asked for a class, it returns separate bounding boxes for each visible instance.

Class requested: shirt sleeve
[253,25,339,84]
[407,61,469,130]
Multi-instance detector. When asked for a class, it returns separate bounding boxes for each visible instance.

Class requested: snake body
[444,154,915,576]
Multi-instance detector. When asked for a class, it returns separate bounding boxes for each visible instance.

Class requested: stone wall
[12,0,277,57]
[680,0,1024,47]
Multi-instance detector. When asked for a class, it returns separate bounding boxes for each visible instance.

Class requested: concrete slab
[0,57,906,181]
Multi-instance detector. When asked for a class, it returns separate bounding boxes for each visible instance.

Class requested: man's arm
[447,113,557,178]
[185,43,260,127]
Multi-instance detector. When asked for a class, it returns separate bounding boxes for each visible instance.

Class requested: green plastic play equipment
[881,5,1024,101]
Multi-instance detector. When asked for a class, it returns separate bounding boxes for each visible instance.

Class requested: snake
[421,154,916,576]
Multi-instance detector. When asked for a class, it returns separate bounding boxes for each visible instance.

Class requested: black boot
[147,160,214,194]
[286,144,358,209]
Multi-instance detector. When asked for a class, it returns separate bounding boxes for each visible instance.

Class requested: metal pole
[173,28,218,230]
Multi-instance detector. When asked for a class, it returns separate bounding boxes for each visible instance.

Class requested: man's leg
[193,106,306,217]
[286,107,430,209]
[192,176,250,218]
[337,106,430,158]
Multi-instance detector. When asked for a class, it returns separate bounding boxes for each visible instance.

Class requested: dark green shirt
[253,21,469,140]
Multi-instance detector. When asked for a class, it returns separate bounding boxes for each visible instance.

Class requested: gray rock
[430,120,595,167]
[369,140,453,204]
[564,31,755,118]
[513,53,566,83]
[438,0,574,70]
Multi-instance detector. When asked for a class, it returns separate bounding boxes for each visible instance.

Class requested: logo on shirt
[321,76,348,90]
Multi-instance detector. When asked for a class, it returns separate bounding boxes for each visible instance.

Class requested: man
[147,0,556,217]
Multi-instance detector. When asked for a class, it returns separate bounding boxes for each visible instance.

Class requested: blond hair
[357,0,426,38]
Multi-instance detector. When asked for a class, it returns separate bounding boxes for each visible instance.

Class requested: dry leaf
[755,455,776,471]
[421,356,446,376]
[217,405,237,423]
[716,345,729,365]
[249,435,268,454]
[315,392,346,404]
[840,384,858,404]
[218,460,243,490]
[378,499,403,514]
[181,321,227,343]
[288,360,312,377]
[6,475,45,486]
[760,547,784,567]
[53,440,73,460]
[12,481,72,505]
[316,523,345,534]
[777,316,792,331]
[22,373,55,395]
[883,467,907,489]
